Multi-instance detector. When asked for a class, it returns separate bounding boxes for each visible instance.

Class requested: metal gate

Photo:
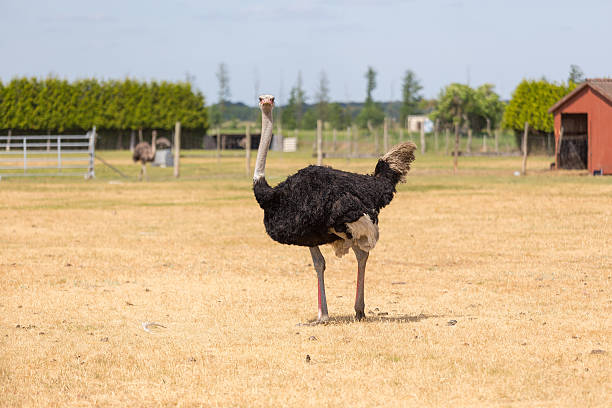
[0,128,95,179]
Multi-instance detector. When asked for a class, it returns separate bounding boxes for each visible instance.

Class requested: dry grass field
[1,151,610,407]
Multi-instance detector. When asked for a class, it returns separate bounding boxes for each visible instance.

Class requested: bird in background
[253,94,416,323]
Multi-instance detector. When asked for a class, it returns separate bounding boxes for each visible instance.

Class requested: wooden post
[316,119,323,166]
[399,127,403,143]
[434,119,439,152]
[383,118,389,153]
[6,129,11,151]
[333,128,337,153]
[484,118,491,153]
[453,122,460,175]
[494,129,499,153]
[129,130,135,152]
[245,123,251,177]
[466,128,473,154]
[521,121,529,175]
[216,127,221,162]
[174,122,181,178]
[354,125,359,157]
[445,127,450,155]
[347,126,352,159]
[557,126,564,169]
[420,121,425,154]
[138,127,143,143]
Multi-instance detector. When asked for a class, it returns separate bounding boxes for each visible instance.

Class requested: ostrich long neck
[254,108,273,181]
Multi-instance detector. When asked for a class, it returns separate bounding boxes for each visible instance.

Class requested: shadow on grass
[300,313,439,326]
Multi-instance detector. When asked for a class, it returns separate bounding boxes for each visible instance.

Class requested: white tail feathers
[381,142,417,182]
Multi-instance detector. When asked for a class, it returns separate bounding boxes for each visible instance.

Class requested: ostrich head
[258,94,275,113]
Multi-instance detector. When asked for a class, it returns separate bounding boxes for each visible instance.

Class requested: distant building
[406,115,433,133]
[549,79,612,175]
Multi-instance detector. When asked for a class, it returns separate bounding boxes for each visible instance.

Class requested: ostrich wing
[328,192,375,236]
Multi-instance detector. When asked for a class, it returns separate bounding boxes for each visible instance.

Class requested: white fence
[0,128,96,179]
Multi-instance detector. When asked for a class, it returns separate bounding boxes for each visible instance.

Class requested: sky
[1,0,610,106]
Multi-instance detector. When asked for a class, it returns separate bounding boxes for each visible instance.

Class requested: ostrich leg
[353,246,369,321]
[309,246,329,322]
[142,163,148,181]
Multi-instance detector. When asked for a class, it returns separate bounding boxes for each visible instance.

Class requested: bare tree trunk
[317,119,323,166]
[174,122,181,178]
[454,122,460,175]
[399,127,403,143]
[521,122,529,175]
[138,127,143,143]
[245,123,251,177]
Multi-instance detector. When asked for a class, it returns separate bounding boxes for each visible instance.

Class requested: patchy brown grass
[0,152,610,407]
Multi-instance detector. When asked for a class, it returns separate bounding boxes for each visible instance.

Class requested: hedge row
[0,77,208,132]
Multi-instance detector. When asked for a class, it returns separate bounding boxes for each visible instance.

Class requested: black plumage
[253,158,409,248]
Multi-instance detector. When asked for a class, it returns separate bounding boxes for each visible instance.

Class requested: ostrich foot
[317,314,329,323]
[355,310,366,321]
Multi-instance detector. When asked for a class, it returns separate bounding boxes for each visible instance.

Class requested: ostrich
[253,95,416,322]
[132,130,157,181]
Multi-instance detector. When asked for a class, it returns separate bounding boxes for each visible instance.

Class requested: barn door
[559,113,588,169]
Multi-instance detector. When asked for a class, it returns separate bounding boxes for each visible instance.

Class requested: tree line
[0,77,208,132]
[211,63,584,140]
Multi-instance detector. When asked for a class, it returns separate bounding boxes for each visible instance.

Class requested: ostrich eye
[271,97,275,102]
[259,97,263,101]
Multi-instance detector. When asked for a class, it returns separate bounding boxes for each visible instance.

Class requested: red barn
[548,79,612,175]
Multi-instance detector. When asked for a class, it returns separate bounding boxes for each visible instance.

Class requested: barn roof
[549,79,612,113]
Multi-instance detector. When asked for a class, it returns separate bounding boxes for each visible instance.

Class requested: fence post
[23,136,27,174]
[87,127,96,179]
[317,119,323,166]
[245,123,251,177]
[420,121,426,154]
[434,119,439,152]
[174,122,181,178]
[521,121,529,175]
[495,129,499,153]
[445,127,450,155]
[346,126,352,159]
[399,127,403,143]
[58,135,62,172]
[333,128,337,153]
[453,122,460,175]
[383,117,389,153]
[484,118,491,153]
[216,127,221,162]
[466,128,472,154]
[6,129,10,151]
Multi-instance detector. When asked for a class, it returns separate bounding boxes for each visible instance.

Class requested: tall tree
[400,69,423,125]
[214,62,231,126]
[315,70,330,121]
[282,71,307,129]
[568,64,585,84]
[357,67,384,128]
